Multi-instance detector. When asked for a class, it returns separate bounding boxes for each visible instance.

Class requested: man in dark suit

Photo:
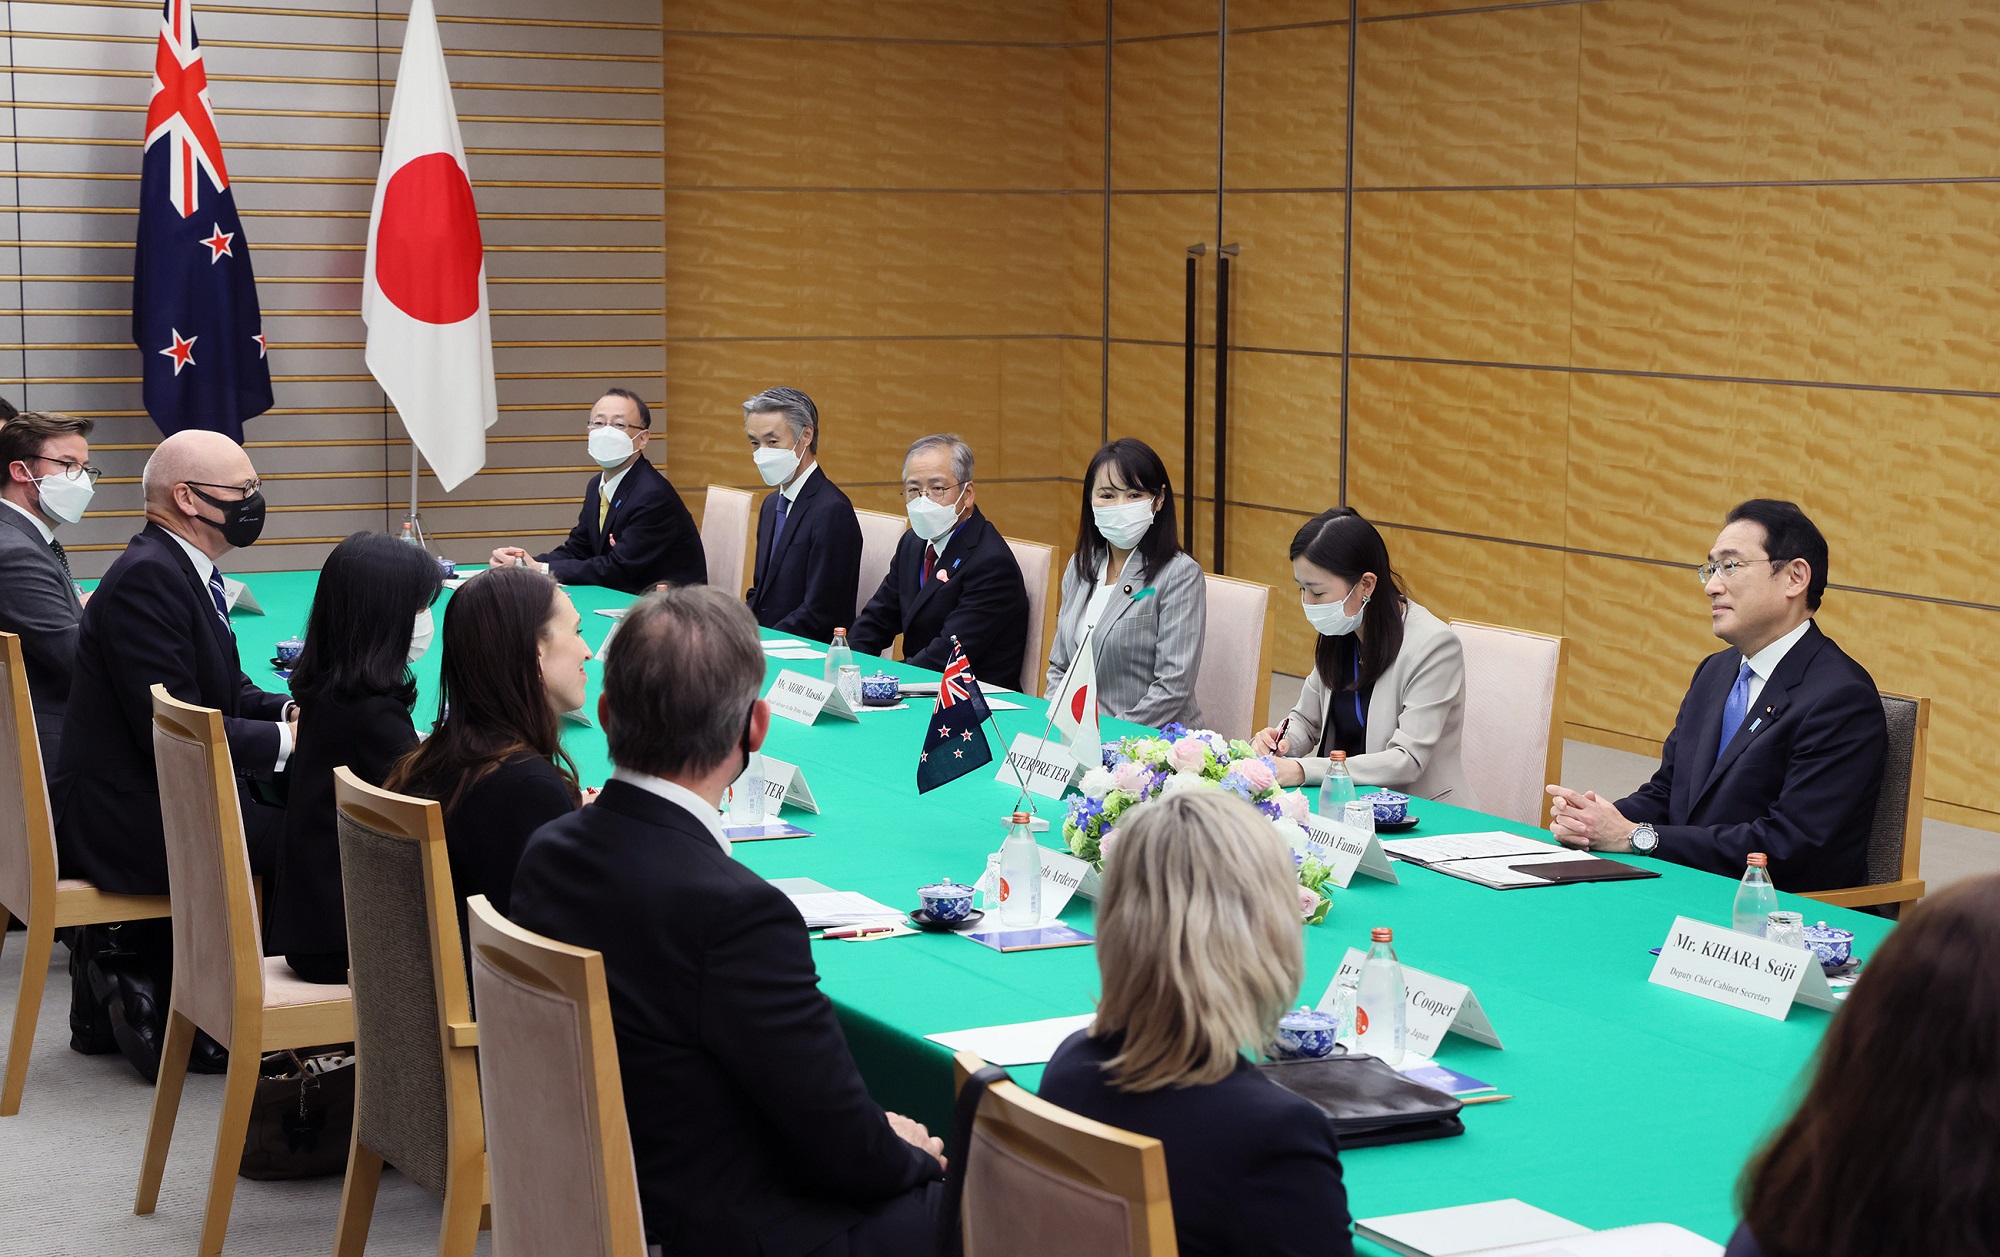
[742,387,861,641]
[490,387,705,593]
[510,586,945,1257]
[1546,500,1886,893]
[0,410,96,771]
[850,433,1029,687]
[54,429,293,1074]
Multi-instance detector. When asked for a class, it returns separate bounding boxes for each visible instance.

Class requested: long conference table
[219,566,1890,1249]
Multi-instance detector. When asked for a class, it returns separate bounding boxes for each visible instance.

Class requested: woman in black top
[274,531,444,983]
[385,566,593,954]
[1040,790,1355,1257]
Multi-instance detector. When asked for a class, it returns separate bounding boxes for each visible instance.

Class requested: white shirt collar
[781,459,817,503]
[608,768,732,856]
[0,497,55,545]
[1743,617,1813,682]
[161,526,219,587]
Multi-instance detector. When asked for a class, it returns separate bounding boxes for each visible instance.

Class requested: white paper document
[983,697,1026,711]
[1431,848,1597,888]
[1357,1199,1588,1257]
[1478,1224,1723,1257]
[786,891,904,929]
[924,1013,1095,1067]
[1382,831,1556,865]
[853,702,910,713]
[768,648,827,660]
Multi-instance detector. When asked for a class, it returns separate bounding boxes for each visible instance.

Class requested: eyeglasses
[585,419,646,435]
[29,455,102,484]
[1697,556,1797,585]
[184,478,262,498]
[902,482,964,504]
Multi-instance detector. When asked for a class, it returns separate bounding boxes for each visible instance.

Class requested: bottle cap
[1370,926,1393,943]
[1747,853,1768,867]
[1010,810,1032,825]
[1330,751,1347,762]
[834,626,847,635]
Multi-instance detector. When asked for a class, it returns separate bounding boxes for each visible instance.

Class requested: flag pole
[400,438,430,549]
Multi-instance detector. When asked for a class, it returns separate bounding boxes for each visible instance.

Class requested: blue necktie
[206,566,233,632]
[771,492,789,550]
[1715,660,1753,768]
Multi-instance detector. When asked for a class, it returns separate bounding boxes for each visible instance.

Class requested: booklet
[720,820,813,843]
[961,921,1095,953]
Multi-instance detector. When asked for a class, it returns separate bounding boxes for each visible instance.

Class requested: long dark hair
[1739,876,2000,1256]
[289,531,442,711]
[1072,438,1182,583]
[1289,508,1407,694]
[385,566,581,814]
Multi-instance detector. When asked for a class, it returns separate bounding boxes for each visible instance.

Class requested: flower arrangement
[1064,723,1332,924]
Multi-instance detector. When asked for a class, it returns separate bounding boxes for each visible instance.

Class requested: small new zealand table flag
[917,637,994,793]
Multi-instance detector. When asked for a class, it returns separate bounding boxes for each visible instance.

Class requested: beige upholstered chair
[331,768,488,1257]
[950,1052,1176,1257]
[1004,535,1058,696]
[135,685,354,1257]
[700,484,754,598]
[1192,574,1273,742]
[1449,620,1569,826]
[853,507,907,625]
[0,632,170,1116]
[466,895,647,1257]
[1806,692,1929,915]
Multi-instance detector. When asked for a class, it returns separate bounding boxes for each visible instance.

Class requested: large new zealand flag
[132,0,272,440]
[916,636,995,794]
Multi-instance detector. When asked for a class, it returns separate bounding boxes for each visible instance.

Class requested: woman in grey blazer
[1046,439,1205,728]
[1251,508,1475,807]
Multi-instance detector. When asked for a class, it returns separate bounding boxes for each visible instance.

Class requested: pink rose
[1168,736,1210,774]
[1297,885,1323,921]
[1111,761,1148,795]
[1098,827,1120,863]
[1278,791,1309,823]
[1232,757,1276,794]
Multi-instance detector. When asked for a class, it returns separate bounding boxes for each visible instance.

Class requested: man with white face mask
[850,433,1030,687]
[490,388,705,593]
[0,410,98,771]
[741,387,862,640]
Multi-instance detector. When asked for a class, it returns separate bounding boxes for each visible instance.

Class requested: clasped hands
[489,546,547,575]
[1544,784,1637,853]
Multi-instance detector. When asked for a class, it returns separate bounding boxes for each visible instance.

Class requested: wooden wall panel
[661,0,1070,41]
[1224,349,1342,516]
[1111,35,1218,191]
[1572,184,2000,392]
[1348,189,1576,364]
[1107,192,1215,344]
[1113,1,1218,42]
[1221,192,1345,352]
[1353,1,1581,188]
[1223,22,1349,190]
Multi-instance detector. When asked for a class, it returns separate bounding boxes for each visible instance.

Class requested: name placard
[993,733,1082,800]
[1649,916,1840,1021]
[750,754,819,815]
[1298,814,1400,887]
[765,670,859,726]
[1321,949,1503,1054]
[1037,847,1092,919]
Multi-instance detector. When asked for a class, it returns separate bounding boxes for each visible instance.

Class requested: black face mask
[186,483,267,549]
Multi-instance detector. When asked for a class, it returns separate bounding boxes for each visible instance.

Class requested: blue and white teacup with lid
[1364,790,1411,825]
[1802,921,1854,969]
[861,673,902,706]
[1273,1007,1342,1060]
[917,878,976,922]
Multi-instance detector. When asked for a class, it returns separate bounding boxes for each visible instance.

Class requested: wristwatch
[1629,823,1659,855]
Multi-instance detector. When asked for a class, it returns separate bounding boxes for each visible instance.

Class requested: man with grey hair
[510,585,947,1256]
[850,432,1029,688]
[742,386,861,640]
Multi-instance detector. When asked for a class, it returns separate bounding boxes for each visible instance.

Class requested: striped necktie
[206,566,233,631]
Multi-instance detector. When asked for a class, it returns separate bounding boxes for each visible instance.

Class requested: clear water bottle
[1732,852,1778,935]
[1355,927,1407,1066]
[825,628,854,686]
[1318,750,1356,816]
[998,810,1042,928]
[979,851,1003,912]
[397,520,422,547]
[728,750,765,825]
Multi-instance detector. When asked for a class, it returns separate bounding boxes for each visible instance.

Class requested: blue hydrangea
[1219,771,1255,801]
[1160,722,1190,741]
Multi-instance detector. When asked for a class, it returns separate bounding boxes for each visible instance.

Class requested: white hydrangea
[1079,767,1117,799]
[1159,771,1214,796]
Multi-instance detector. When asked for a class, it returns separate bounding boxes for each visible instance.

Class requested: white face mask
[752,442,801,488]
[1302,588,1367,637]
[32,470,95,525]
[1093,498,1157,550]
[906,486,965,542]
[587,426,635,470]
[407,607,435,663]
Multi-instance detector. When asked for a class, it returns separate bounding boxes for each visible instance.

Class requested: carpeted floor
[0,935,489,1256]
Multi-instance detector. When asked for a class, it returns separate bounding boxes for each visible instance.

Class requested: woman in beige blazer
[1251,507,1475,807]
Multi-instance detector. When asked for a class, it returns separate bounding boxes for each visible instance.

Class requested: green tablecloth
[220,568,1887,1246]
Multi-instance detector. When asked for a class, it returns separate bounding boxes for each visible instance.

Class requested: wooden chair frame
[466,895,647,1257]
[0,633,171,1116]
[136,685,353,1257]
[1805,691,1930,913]
[1448,619,1570,827]
[951,1051,1176,1256]
[331,767,489,1257]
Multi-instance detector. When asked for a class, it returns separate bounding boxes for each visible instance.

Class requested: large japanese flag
[362,0,495,491]
[1048,633,1102,770]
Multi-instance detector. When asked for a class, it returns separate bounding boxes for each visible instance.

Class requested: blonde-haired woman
[1040,791,1355,1257]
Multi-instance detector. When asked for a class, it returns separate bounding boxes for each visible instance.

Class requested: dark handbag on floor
[238,1048,356,1180]
[1257,1050,1465,1148]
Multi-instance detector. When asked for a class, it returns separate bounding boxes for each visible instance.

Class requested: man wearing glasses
[0,410,97,771]
[1545,499,1887,893]
[53,429,295,1077]
[850,433,1030,690]
[489,388,705,593]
